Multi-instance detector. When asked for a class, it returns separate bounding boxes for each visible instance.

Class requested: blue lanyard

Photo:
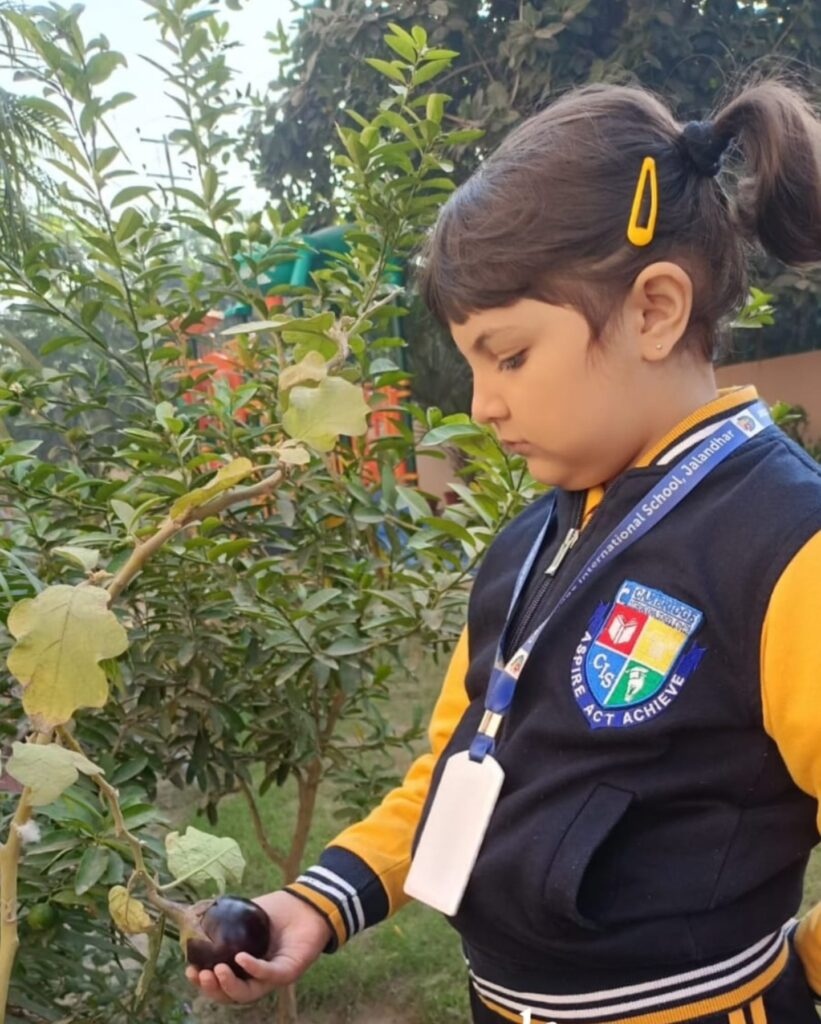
[469,400,773,762]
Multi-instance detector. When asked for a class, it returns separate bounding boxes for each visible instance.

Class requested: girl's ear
[625,261,694,361]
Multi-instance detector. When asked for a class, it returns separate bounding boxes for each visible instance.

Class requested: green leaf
[52,546,100,572]
[39,335,87,356]
[85,51,126,85]
[302,588,341,613]
[169,458,255,520]
[115,207,143,243]
[419,422,484,446]
[335,124,369,169]
[19,96,70,124]
[7,585,129,729]
[99,92,135,116]
[155,401,179,432]
[111,185,153,208]
[413,59,453,85]
[81,299,103,325]
[5,742,102,806]
[110,499,136,532]
[444,128,485,145]
[424,516,473,544]
[396,485,432,521]
[283,377,369,453]
[95,146,120,173]
[364,58,407,84]
[165,827,245,893]
[109,754,149,785]
[376,110,419,145]
[426,93,446,124]
[423,48,460,59]
[203,166,218,204]
[222,318,292,336]
[76,846,110,895]
[324,637,371,656]
[385,31,416,63]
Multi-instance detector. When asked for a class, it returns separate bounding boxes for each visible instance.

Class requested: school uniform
[286,387,821,1023]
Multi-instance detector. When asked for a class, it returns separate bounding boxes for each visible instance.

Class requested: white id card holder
[404,750,504,916]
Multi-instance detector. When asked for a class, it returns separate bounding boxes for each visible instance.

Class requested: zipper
[545,526,580,575]
[505,491,586,657]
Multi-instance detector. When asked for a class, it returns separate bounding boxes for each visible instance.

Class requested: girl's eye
[499,351,526,372]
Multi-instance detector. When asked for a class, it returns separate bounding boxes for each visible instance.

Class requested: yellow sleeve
[285,628,470,948]
[760,530,821,991]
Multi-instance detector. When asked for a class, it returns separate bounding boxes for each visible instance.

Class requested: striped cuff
[285,846,389,952]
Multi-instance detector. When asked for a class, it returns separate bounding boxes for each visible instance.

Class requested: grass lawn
[182,646,821,1023]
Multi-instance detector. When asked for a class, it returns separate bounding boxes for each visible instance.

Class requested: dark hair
[418,79,821,359]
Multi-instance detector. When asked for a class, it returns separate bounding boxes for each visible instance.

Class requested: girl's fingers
[212,962,269,1003]
[233,951,286,981]
[187,952,292,1005]
[192,968,236,1005]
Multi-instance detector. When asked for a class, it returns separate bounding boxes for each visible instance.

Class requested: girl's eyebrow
[472,327,522,352]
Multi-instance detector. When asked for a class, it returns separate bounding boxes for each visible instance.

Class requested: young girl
[188,78,821,1022]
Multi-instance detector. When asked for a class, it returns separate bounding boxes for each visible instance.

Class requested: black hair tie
[679,120,730,178]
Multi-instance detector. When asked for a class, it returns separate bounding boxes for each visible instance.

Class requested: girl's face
[449,298,665,491]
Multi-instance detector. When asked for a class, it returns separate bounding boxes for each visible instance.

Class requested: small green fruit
[27,903,57,930]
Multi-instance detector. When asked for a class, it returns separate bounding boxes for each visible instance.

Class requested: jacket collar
[581,386,760,526]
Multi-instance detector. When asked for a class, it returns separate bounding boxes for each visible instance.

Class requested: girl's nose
[471,384,509,425]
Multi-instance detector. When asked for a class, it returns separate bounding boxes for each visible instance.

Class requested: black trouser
[468,944,819,1023]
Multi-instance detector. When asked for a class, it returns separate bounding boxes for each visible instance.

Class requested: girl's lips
[502,440,537,455]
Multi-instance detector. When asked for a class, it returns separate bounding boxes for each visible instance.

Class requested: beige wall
[716,349,821,442]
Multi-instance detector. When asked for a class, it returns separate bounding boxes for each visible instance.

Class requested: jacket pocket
[543,783,634,929]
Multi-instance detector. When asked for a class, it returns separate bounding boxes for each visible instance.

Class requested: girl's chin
[524,453,594,491]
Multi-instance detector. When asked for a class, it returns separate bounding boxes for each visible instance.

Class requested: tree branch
[106,469,285,603]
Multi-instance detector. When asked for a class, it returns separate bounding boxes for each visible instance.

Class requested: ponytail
[714,81,821,266]
[419,76,821,362]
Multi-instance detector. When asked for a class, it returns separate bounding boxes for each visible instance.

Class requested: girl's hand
[185,889,332,1005]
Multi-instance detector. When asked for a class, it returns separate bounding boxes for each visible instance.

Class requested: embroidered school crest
[571,580,705,729]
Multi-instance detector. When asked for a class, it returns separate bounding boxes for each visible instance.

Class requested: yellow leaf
[169,457,255,520]
[7,585,128,729]
[6,742,101,806]
[276,445,311,466]
[282,377,369,453]
[108,886,153,935]
[279,351,327,393]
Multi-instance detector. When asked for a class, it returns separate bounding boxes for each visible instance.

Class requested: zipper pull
[545,527,580,576]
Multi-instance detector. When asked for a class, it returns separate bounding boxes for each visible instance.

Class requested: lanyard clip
[469,710,503,762]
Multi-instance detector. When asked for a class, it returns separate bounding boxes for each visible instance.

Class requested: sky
[4,0,299,207]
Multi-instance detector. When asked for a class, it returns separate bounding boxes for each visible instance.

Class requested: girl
[188,78,821,1022]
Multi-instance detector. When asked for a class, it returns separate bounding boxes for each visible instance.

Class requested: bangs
[416,176,540,326]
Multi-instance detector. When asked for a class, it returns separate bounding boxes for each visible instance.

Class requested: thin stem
[0,731,52,1024]
[0,255,147,390]
[237,777,288,873]
[64,83,154,394]
[56,726,149,876]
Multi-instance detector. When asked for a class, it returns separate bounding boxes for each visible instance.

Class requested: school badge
[571,580,705,729]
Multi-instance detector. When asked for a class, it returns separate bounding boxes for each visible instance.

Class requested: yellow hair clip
[627,156,658,247]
